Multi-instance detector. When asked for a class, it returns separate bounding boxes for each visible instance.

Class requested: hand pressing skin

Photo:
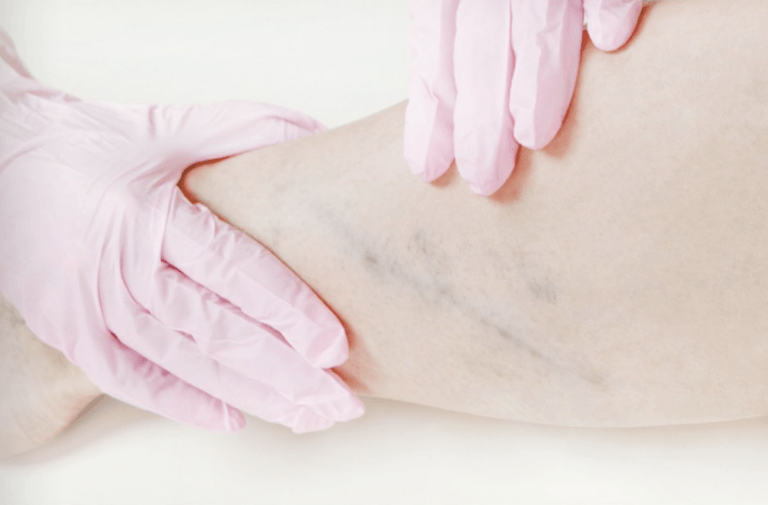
[404,0,642,195]
[0,27,362,435]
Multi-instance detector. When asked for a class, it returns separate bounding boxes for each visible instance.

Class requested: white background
[3,1,768,503]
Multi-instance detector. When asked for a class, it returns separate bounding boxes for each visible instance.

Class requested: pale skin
[2,0,767,458]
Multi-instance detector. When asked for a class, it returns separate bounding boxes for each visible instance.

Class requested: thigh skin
[180,0,768,427]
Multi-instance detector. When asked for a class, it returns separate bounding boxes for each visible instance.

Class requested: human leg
[3,1,768,456]
[180,0,768,426]
[0,293,101,458]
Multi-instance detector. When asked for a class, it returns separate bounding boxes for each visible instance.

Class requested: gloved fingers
[149,262,357,406]
[404,0,459,182]
[149,100,326,175]
[509,0,584,150]
[284,374,366,433]
[583,0,643,52]
[453,0,518,196]
[83,337,246,432]
[162,187,349,370]
[108,293,363,431]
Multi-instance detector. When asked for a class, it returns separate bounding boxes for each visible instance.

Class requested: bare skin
[2,0,767,457]
[180,0,768,426]
[0,295,100,458]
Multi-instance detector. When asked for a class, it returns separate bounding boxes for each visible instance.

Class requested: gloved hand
[0,27,363,434]
[404,0,642,196]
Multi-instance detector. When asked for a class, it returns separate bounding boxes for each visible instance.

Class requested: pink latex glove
[404,0,642,196]
[0,28,363,434]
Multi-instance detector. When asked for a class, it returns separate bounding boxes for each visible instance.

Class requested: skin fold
[2,0,767,458]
